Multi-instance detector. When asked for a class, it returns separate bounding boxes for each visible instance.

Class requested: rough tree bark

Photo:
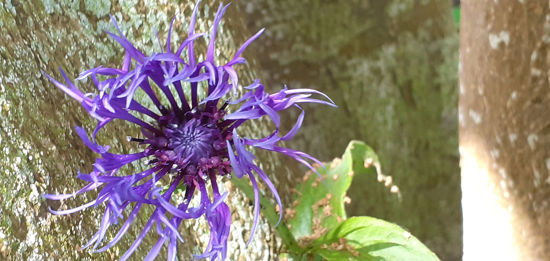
[460,1,550,260]
[235,1,461,260]
[0,0,294,260]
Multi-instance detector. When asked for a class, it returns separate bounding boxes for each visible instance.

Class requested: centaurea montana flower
[44,2,335,260]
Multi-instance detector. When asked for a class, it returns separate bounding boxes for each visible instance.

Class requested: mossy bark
[0,0,291,260]
[235,1,461,260]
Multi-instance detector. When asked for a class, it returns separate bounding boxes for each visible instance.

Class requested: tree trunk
[460,1,550,260]
[0,0,289,259]
[236,1,461,260]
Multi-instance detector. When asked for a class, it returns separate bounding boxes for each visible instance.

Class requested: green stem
[231,177,304,256]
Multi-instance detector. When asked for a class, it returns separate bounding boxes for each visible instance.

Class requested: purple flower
[43,1,335,260]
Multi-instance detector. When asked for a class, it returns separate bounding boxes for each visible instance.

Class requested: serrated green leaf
[232,140,437,261]
[288,140,381,240]
[313,217,440,261]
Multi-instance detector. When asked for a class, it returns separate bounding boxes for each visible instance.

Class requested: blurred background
[0,0,462,260]
[233,1,461,260]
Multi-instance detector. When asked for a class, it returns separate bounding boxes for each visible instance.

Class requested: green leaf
[232,140,437,260]
[452,7,460,26]
[287,140,382,240]
[313,217,440,261]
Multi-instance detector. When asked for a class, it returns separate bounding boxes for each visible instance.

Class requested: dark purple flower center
[142,106,232,180]
[43,2,335,259]
[166,119,219,162]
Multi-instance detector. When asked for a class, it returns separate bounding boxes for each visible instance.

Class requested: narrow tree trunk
[460,1,550,260]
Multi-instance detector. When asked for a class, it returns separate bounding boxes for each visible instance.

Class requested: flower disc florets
[43,1,335,260]
[144,105,232,181]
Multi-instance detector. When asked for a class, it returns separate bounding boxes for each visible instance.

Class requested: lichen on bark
[0,0,291,259]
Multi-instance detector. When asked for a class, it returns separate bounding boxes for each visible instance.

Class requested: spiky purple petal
[44,1,334,260]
